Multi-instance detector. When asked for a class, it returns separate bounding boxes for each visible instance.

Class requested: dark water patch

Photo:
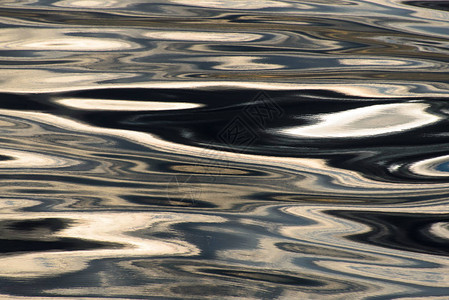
[124,194,217,208]
[200,268,323,286]
[328,210,449,257]
[4,218,68,233]
[404,1,449,12]
[276,242,367,260]
[0,93,52,111]
[0,237,122,254]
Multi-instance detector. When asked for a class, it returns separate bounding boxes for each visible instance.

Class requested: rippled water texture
[0,0,449,299]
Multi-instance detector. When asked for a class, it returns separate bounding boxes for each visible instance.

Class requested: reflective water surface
[0,0,449,299]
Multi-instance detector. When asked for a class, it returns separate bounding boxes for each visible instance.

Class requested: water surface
[0,0,449,299]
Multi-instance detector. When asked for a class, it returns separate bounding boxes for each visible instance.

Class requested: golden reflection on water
[0,29,138,51]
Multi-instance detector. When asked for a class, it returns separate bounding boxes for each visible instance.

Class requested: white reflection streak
[338,57,440,70]
[169,0,292,9]
[209,56,284,70]
[54,0,123,8]
[0,29,137,51]
[280,103,440,138]
[20,38,134,51]
[144,31,262,42]
[339,58,411,66]
[54,98,203,111]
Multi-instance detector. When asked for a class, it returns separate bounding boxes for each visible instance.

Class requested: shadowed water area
[0,0,449,299]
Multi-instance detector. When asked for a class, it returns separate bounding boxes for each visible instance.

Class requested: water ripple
[0,0,449,298]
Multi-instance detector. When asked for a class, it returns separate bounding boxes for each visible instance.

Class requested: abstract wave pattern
[0,0,449,299]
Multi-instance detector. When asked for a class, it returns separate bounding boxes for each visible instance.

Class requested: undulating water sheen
[0,0,449,299]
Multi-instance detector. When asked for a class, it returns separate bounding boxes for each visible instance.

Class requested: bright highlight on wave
[54,98,203,111]
[144,31,262,42]
[280,103,441,138]
[0,29,137,51]
[169,0,291,9]
[409,154,449,177]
